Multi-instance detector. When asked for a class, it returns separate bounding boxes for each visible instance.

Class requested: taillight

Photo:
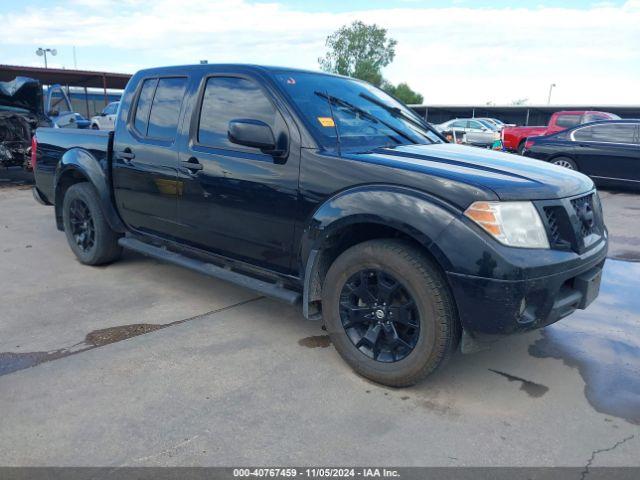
[524,139,535,150]
[30,135,38,170]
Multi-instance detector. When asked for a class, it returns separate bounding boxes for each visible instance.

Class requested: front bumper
[446,239,607,340]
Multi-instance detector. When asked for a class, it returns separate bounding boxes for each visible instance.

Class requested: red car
[502,110,619,153]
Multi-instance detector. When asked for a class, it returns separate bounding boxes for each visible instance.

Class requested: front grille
[545,209,562,245]
[570,194,597,239]
[539,192,603,253]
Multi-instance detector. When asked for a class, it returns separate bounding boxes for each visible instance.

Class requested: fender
[54,148,126,233]
[300,185,462,318]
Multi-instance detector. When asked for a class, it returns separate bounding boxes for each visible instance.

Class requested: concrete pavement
[1,170,638,467]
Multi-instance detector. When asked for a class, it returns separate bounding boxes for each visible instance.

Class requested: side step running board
[118,237,301,305]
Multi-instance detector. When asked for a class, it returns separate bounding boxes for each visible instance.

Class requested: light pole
[547,83,556,105]
[36,47,57,68]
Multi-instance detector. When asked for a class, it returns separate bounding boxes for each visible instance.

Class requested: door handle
[117,149,135,162]
[182,158,203,172]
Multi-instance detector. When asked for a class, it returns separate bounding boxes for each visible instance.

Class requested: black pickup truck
[32,64,607,386]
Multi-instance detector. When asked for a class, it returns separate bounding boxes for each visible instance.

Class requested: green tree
[383,81,424,104]
[319,21,397,86]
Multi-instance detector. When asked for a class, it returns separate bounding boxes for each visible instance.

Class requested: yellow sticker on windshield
[317,117,335,127]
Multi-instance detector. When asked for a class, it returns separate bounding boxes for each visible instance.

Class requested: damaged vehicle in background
[0,77,52,168]
[1,78,80,169]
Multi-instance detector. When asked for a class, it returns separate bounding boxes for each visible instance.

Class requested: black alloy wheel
[339,269,420,363]
[68,198,96,252]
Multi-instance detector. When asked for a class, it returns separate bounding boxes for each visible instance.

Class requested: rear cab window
[555,114,581,128]
[133,79,157,135]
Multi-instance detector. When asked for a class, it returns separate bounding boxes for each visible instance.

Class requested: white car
[435,118,500,147]
[90,101,119,130]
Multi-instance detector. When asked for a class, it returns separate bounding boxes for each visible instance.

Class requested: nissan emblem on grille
[576,202,594,230]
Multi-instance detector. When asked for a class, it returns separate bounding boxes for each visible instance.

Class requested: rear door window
[147,77,188,141]
[133,79,158,135]
[590,124,637,144]
[105,103,119,115]
[573,126,595,141]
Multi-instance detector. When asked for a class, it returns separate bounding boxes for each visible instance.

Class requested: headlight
[464,201,550,249]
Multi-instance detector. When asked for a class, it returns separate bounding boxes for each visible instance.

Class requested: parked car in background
[477,117,515,129]
[435,118,500,147]
[503,110,620,154]
[32,64,607,387]
[45,84,79,129]
[90,101,119,130]
[522,119,640,189]
[0,77,52,168]
[74,113,91,129]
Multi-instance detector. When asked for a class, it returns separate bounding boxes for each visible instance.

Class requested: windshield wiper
[314,91,413,144]
[358,93,432,132]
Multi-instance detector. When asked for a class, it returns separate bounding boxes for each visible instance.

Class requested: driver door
[175,74,300,273]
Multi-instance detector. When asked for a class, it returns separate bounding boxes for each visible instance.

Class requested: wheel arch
[54,148,125,233]
[548,153,580,170]
[300,186,460,319]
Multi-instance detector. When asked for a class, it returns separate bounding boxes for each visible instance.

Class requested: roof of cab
[132,64,356,84]
[134,63,337,77]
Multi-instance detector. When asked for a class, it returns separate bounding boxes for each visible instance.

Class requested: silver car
[435,118,500,147]
[477,117,515,129]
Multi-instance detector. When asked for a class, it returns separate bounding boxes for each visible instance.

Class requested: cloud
[1,0,639,104]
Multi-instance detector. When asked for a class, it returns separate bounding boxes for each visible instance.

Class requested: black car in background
[523,120,640,189]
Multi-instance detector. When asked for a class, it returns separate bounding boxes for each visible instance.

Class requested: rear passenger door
[112,76,188,238]
[176,74,300,273]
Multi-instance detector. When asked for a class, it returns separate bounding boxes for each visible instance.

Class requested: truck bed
[33,128,112,203]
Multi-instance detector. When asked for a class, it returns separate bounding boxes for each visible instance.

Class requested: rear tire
[62,182,122,265]
[551,157,578,170]
[322,239,460,387]
[517,140,527,155]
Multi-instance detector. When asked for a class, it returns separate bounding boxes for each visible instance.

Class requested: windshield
[272,72,443,152]
[482,118,503,126]
[478,119,499,131]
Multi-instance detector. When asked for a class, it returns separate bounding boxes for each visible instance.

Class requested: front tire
[62,182,122,265]
[322,239,460,387]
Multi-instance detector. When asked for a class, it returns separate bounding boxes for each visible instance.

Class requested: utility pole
[547,83,556,105]
[36,47,57,68]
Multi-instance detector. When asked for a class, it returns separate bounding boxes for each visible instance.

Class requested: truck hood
[0,77,43,115]
[344,143,593,201]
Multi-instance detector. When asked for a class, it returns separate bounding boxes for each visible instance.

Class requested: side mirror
[100,112,107,117]
[228,119,277,152]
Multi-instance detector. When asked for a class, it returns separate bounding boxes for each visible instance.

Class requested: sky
[1,0,639,105]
